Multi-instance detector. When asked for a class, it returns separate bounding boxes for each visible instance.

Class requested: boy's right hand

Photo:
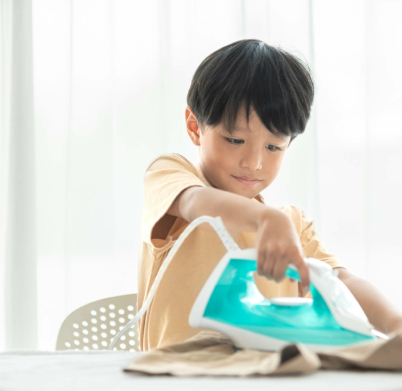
[255,208,310,296]
[168,186,310,295]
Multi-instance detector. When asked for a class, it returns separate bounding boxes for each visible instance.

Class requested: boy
[138,39,402,352]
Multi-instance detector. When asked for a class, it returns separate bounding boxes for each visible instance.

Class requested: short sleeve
[282,205,346,270]
[141,153,206,250]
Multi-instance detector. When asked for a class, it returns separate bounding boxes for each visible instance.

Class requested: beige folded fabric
[124,330,402,376]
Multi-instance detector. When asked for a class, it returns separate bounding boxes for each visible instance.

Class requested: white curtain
[1,0,401,351]
[0,0,37,350]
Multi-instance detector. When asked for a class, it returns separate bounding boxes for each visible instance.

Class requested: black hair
[186,39,314,141]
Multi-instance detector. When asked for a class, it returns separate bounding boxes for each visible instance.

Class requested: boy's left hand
[336,268,402,336]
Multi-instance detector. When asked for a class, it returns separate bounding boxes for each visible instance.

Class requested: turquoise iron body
[189,248,378,352]
[109,216,384,352]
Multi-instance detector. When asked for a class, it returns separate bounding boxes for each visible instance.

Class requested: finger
[262,253,276,280]
[261,241,280,279]
[271,256,290,282]
[257,246,271,276]
[293,253,310,295]
[257,248,266,275]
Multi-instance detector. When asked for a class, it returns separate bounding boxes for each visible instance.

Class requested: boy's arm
[168,186,266,232]
[167,186,311,295]
[170,187,402,334]
[336,268,402,335]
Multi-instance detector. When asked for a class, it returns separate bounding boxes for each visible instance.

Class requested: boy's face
[186,104,291,199]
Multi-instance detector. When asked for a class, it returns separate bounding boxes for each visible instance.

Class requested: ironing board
[1,350,401,390]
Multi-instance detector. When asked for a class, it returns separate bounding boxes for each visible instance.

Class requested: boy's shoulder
[144,153,197,175]
[279,205,315,235]
[279,204,303,216]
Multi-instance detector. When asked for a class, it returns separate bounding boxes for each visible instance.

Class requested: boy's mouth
[231,175,261,186]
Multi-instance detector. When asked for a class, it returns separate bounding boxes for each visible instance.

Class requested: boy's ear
[185,106,201,146]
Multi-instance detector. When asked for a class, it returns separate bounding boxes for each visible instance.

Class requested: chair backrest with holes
[56,293,140,351]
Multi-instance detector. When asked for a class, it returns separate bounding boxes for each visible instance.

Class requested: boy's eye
[225,137,244,145]
[225,138,281,151]
[266,145,281,151]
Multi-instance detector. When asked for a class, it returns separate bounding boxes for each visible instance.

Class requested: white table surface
[1,350,402,391]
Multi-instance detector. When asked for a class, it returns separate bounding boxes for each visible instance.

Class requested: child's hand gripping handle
[255,208,310,296]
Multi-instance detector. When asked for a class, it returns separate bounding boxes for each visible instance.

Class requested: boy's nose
[239,149,263,171]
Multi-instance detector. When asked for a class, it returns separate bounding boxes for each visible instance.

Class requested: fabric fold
[318,331,402,370]
[124,330,402,377]
[124,331,320,376]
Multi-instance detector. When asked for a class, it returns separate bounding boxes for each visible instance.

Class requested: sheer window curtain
[1,0,401,351]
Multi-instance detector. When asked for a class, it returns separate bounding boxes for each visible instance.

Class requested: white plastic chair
[56,293,140,351]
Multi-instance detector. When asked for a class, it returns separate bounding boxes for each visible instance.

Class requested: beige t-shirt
[138,153,344,351]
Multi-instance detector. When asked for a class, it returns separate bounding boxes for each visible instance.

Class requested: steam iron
[109,216,387,352]
[189,248,383,352]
